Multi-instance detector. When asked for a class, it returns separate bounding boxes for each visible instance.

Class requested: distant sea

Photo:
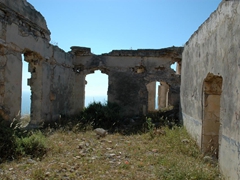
[21,91,31,115]
[21,92,160,114]
[21,91,107,115]
[85,96,108,107]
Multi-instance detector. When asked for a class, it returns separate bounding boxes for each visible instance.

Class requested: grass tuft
[0,103,223,179]
[0,126,222,179]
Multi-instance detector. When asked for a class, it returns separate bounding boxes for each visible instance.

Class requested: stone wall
[181,0,240,179]
[0,0,182,127]
[72,47,182,116]
[0,0,76,127]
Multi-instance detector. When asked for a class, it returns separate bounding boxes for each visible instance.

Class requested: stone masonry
[0,0,182,128]
[181,0,240,179]
[4,0,240,179]
[72,47,182,116]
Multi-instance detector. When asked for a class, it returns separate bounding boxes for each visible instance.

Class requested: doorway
[202,73,223,158]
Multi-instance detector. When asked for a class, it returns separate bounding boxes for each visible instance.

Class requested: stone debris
[154,128,166,136]
[181,139,190,143]
[94,128,108,138]
[8,168,13,171]
[26,158,37,164]
[203,156,214,163]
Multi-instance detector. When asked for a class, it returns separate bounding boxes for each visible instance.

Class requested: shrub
[80,101,122,130]
[146,117,155,139]
[0,117,16,161]
[0,116,48,162]
[146,107,180,128]
[15,131,47,158]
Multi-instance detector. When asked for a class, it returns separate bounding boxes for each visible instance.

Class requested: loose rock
[94,128,108,137]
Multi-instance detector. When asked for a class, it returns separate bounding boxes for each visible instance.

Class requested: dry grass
[0,127,222,180]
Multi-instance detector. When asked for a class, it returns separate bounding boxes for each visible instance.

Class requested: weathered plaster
[0,0,76,127]
[0,0,182,127]
[181,0,240,179]
[72,47,182,116]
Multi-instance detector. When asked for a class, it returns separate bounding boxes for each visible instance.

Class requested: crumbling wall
[0,0,75,126]
[73,47,182,116]
[0,0,182,127]
[146,82,156,111]
[181,1,240,179]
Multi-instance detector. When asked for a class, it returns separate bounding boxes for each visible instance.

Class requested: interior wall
[0,0,182,126]
[158,81,169,109]
[73,47,182,117]
[146,81,156,112]
[181,1,240,179]
[0,0,75,126]
[202,74,222,158]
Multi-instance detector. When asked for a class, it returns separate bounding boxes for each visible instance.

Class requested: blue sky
[23,0,221,98]
[26,0,221,54]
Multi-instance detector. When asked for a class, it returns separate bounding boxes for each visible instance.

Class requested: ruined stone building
[0,0,182,126]
[181,1,240,179]
[1,0,240,179]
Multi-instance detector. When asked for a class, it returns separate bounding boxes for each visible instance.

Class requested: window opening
[21,54,31,125]
[158,81,169,109]
[85,70,108,107]
[171,62,177,72]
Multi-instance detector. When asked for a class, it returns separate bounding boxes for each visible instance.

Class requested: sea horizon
[21,92,160,115]
[21,91,107,115]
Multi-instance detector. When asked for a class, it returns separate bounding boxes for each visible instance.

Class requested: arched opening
[202,73,223,158]
[158,81,169,109]
[146,81,157,111]
[21,55,31,114]
[171,61,181,75]
[21,54,31,124]
[85,70,108,107]
[146,81,169,112]
[171,62,177,72]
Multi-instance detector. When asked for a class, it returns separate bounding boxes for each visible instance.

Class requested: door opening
[202,73,222,158]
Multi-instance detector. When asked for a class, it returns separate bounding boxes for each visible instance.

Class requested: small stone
[27,159,36,164]
[45,172,50,176]
[154,128,166,135]
[91,156,97,160]
[152,149,159,153]
[181,139,190,143]
[9,168,13,171]
[203,156,213,163]
[94,128,108,137]
[78,142,85,149]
